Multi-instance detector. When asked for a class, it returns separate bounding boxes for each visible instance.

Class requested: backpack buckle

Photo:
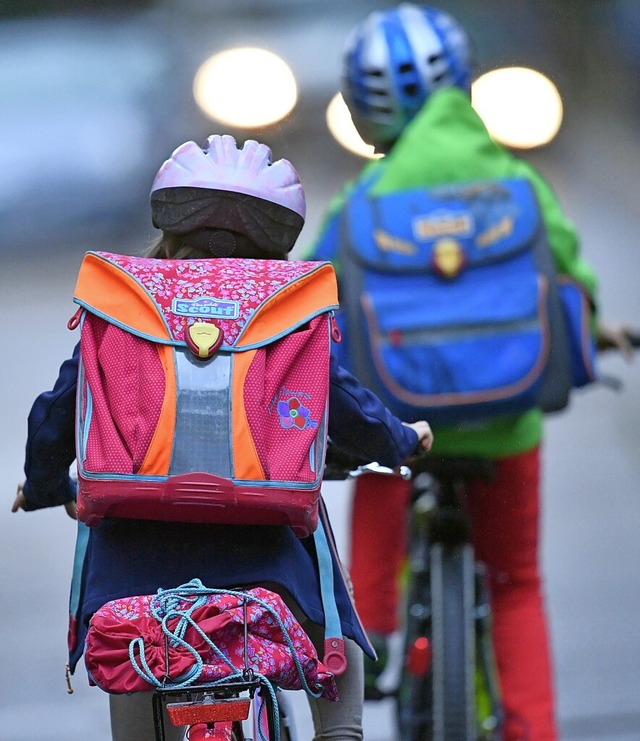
[323,637,347,676]
[186,322,224,359]
[432,238,466,279]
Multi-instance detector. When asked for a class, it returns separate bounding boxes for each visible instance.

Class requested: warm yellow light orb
[193,48,298,128]
[472,67,564,149]
[326,92,382,159]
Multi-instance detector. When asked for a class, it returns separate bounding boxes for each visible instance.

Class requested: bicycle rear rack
[153,678,263,739]
[151,591,278,740]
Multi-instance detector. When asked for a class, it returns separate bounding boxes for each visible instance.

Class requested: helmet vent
[398,62,415,74]
[403,83,419,97]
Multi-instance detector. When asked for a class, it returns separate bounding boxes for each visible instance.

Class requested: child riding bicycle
[12,134,433,741]
[306,4,635,739]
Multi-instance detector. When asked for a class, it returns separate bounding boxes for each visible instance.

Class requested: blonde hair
[145,234,210,260]
[145,231,280,261]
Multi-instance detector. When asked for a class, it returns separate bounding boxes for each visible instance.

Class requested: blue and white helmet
[342,3,473,149]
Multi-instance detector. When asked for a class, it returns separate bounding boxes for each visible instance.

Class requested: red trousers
[349,447,557,741]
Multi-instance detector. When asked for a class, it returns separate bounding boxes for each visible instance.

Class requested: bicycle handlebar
[323,443,410,481]
[596,327,640,391]
[348,461,413,481]
[324,443,495,484]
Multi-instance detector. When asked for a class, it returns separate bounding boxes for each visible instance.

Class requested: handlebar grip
[598,374,624,392]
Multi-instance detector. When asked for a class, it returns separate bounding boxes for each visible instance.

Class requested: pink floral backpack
[68,250,339,538]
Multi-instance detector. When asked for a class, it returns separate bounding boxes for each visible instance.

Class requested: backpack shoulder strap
[313,502,348,676]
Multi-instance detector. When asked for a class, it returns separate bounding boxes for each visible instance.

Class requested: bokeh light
[193,47,298,128]
[472,67,563,150]
[326,92,382,159]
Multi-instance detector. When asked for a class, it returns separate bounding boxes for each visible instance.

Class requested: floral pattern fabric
[101,252,319,347]
[84,585,338,701]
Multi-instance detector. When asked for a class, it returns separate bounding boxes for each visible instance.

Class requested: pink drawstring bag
[84,582,338,701]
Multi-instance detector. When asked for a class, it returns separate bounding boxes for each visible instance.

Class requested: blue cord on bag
[127,579,325,741]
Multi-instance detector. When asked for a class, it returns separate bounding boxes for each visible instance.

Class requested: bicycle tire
[397,542,476,741]
[231,720,245,740]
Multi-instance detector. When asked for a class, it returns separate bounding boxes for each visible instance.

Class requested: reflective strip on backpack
[169,349,232,477]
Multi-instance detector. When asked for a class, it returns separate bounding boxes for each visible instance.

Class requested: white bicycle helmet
[150,134,305,257]
[342,3,473,150]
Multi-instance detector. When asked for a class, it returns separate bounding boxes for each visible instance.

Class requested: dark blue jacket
[23,346,419,671]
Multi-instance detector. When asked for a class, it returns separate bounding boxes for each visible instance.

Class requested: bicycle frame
[397,459,503,741]
[344,456,503,741]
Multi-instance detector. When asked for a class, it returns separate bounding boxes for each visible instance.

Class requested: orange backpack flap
[73,252,172,343]
[235,263,338,348]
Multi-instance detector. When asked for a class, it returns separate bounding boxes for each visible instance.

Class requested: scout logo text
[172,296,239,319]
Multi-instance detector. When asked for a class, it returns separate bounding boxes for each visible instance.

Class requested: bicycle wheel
[232,720,246,740]
[397,542,476,741]
[474,563,504,740]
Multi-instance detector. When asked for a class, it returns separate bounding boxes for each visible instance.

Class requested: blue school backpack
[331,177,597,426]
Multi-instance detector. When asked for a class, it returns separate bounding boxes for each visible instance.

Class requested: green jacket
[305,87,598,458]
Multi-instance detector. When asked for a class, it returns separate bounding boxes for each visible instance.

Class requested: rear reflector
[407,636,431,676]
[167,697,250,725]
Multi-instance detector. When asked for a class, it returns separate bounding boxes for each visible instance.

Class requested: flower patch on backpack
[277,396,318,430]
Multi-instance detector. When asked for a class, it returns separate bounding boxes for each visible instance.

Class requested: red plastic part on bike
[324,637,348,676]
[407,636,432,676]
[167,698,250,726]
[189,722,234,740]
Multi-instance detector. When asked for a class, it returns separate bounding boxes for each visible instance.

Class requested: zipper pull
[330,314,342,343]
[67,307,83,331]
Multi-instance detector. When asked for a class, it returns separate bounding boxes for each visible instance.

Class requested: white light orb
[472,67,564,149]
[193,47,298,128]
[326,92,382,159]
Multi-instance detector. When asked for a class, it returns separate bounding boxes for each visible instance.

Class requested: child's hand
[11,483,26,513]
[12,482,77,520]
[403,421,434,452]
[596,321,637,361]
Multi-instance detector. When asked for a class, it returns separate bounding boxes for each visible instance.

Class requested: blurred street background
[1,1,639,739]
